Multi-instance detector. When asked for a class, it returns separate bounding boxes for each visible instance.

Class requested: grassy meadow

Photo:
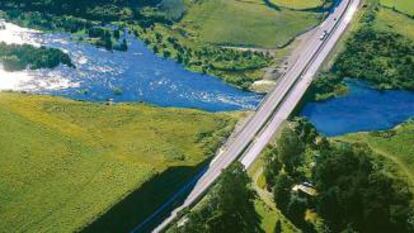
[254,199,300,233]
[0,92,238,233]
[178,0,322,48]
[338,120,414,189]
[380,0,414,16]
[269,0,324,10]
[374,7,414,40]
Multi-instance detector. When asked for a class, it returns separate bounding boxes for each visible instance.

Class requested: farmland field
[179,0,322,48]
[380,0,414,16]
[269,0,324,10]
[0,92,237,233]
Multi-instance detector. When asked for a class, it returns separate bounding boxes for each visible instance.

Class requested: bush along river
[0,21,261,112]
[300,79,414,136]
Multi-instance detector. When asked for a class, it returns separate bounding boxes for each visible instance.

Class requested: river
[300,79,414,136]
[2,21,414,135]
[0,21,261,112]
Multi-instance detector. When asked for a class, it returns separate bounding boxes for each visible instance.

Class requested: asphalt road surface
[136,0,360,231]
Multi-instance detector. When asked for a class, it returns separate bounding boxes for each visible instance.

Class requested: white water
[0,22,80,91]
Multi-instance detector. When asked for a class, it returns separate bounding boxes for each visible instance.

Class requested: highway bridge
[134,0,361,231]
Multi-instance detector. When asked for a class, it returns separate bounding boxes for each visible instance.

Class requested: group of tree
[315,142,414,232]
[263,118,414,232]
[88,26,128,51]
[0,0,188,51]
[0,0,184,25]
[334,26,414,90]
[263,119,318,230]
[139,26,271,89]
[310,0,414,101]
[167,162,262,233]
[0,42,74,71]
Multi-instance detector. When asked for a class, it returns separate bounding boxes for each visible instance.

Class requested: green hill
[0,92,237,233]
[179,0,322,48]
[380,0,414,16]
[339,120,414,190]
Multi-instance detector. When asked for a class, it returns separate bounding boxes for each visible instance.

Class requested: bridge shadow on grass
[80,160,210,233]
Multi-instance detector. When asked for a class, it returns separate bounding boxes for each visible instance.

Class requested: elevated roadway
[135,0,360,231]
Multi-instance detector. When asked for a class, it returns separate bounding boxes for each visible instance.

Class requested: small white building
[292,183,318,196]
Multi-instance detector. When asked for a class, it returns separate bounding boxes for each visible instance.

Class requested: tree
[163,50,171,58]
[263,146,282,188]
[274,220,282,233]
[276,127,305,174]
[104,31,112,50]
[168,162,263,233]
[292,117,318,146]
[286,194,308,226]
[272,174,294,212]
[120,38,128,51]
[113,29,120,40]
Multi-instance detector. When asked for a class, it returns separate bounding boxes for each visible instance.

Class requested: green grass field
[380,0,414,16]
[269,0,324,10]
[254,199,300,233]
[0,92,237,233]
[178,0,322,48]
[374,7,414,40]
[339,120,414,189]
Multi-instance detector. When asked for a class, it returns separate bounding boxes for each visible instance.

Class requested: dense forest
[0,42,74,71]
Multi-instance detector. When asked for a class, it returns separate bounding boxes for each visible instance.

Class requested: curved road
[135,0,360,232]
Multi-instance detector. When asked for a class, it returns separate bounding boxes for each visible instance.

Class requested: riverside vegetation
[0,42,74,71]
[0,0,331,89]
[309,0,414,101]
[0,92,238,233]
